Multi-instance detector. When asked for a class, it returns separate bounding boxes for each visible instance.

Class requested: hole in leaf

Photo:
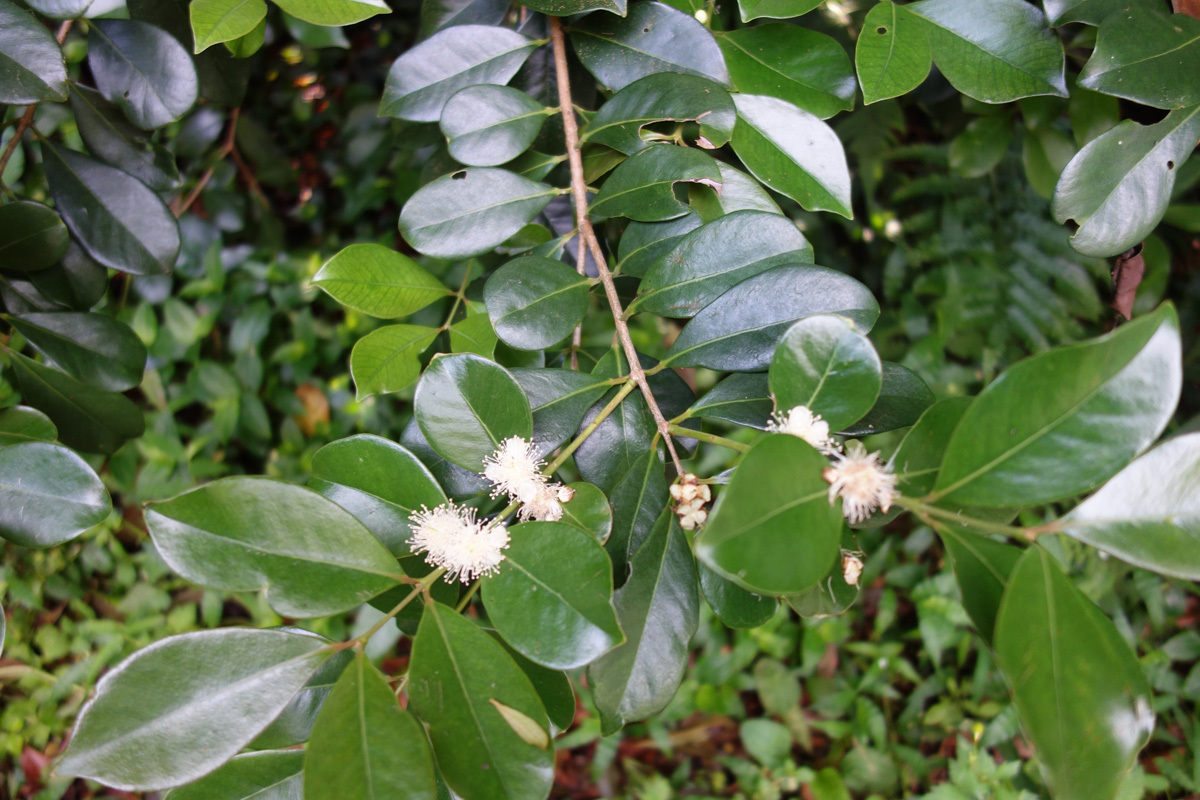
[643,26,650,32]
[451,171,467,180]
[876,26,887,33]
[1167,161,1175,170]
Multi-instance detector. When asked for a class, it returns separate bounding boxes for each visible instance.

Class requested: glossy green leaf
[856,1,932,104]
[718,25,855,119]
[892,397,972,497]
[0,200,69,272]
[634,210,813,318]
[1053,106,1200,258]
[584,73,735,155]
[402,417,493,501]
[0,441,109,548]
[70,86,180,191]
[936,523,1020,643]
[20,242,108,312]
[730,94,852,218]
[250,644,354,750]
[493,638,576,734]
[164,751,304,800]
[7,312,146,391]
[450,309,499,358]
[89,19,198,129]
[694,162,783,218]
[511,367,610,456]
[907,0,1067,103]
[145,477,401,618]
[59,628,334,792]
[310,434,447,556]
[0,405,56,447]
[349,325,439,401]
[483,521,623,669]
[559,482,612,543]
[1062,433,1200,581]
[574,387,656,494]
[933,304,1181,506]
[1042,0,1126,26]
[7,351,145,455]
[993,547,1154,800]
[305,651,437,800]
[571,2,731,92]
[419,0,508,37]
[399,168,558,259]
[414,352,533,471]
[190,0,267,52]
[588,511,699,734]
[949,114,1012,178]
[381,25,538,122]
[314,244,449,319]
[441,84,550,167]
[696,434,841,594]
[838,362,935,436]
[271,0,390,25]
[665,265,880,371]
[1079,9,1200,110]
[42,144,180,275]
[22,0,95,19]
[737,0,821,22]
[685,372,772,429]
[698,561,777,628]
[591,144,722,222]
[484,256,591,350]
[768,314,882,431]
[606,449,669,584]
[0,0,68,104]
[615,212,702,278]
[521,0,624,15]
[408,601,553,800]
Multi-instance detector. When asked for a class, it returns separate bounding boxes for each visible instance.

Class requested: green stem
[356,569,444,644]
[669,423,749,453]
[438,264,474,331]
[893,496,1029,539]
[455,580,481,612]
[544,379,636,475]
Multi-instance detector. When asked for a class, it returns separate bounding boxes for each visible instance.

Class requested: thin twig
[172,109,241,218]
[548,16,685,476]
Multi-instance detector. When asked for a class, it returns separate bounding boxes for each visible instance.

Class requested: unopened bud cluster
[671,473,711,531]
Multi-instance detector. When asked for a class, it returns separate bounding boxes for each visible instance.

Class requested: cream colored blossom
[671,474,712,531]
[519,485,565,522]
[822,441,897,524]
[482,436,547,504]
[767,405,839,454]
[841,550,865,587]
[409,502,509,584]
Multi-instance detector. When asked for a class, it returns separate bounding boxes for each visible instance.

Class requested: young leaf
[164,750,304,800]
[483,521,623,669]
[993,547,1154,800]
[272,0,390,26]
[0,0,68,104]
[584,73,736,155]
[58,628,334,791]
[305,651,437,800]
[189,0,268,53]
[696,434,842,595]
[349,324,439,400]
[932,304,1181,507]
[145,477,402,618]
[1062,433,1200,580]
[484,256,591,350]
[856,1,932,104]
[449,309,499,358]
[314,244,449,319]
[730,94,853,218]
[0,405,57,447]
[89,19,199,128]
[0,441,110,548]
[380,25,538,122]
[69,86,181,191]
[1078,8,1200,109]
[718,25,856,120]
[441,84,551,167]
[413,352,533,471]
[408,601,554,800]
[0,201,69,273]
[6,312,147,391]
[590,144,723,222]
[588,512,699,734]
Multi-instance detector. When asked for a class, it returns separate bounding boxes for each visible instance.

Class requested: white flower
[409,502,509,584]
[483,436,547,504]
[767,405,839,454]
[518,485,565,522]
[822,441,897,524]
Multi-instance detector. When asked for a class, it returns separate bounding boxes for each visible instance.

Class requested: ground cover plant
[1,0,1200,797]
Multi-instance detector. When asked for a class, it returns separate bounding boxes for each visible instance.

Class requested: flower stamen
[822,441,897,524]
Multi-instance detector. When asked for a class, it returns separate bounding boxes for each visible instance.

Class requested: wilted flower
[671,473,712,531]
[841,550,865,586]
[409,502,509,584]
[822,441,897,524]
[767,405,839,454]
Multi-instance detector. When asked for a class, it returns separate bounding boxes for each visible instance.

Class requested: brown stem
[172,109,241,218]
[548,16,685,476]
[0,22,73,184]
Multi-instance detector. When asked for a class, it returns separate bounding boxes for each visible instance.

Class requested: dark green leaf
[521,0,624,15]
[272,0,390,26]
[696,434,841,594]
[768,314,882,431]
[314,244,449,319]
[250,643,354,750]
[484,256,591,350]
[0,0,68,104]
[730,94,852,218]
[784,560,860,619]
[24,242,108,312]
[145,477,402,618]
[559,481,612,543]
[0,200,69,273]
[7,312,146,391]
[305,651,437,800]
[414,352,533,471]
[584,73,735,154]
[571,2,731,92]
[891,397,972,497]
[494,638,576,734]
[606,449,668,584]
[1078,9,1200,109]
[511,367,610,455]
[737,0,821,22]
[442,84,551,167]
[349,325,439,400]
[483,520,623,669]
[42,144,180,275]
[1042,0,1127,26]
[0,441,109,547]
[189,0,268,53]
[838,362,935,436]
[59,628,334,791]
[633,210,813,318]
[685,372,772,429]
[89,19,198,129]
[936,523,1020,643]
[933,304,1180,507]
[419,0,517,36]
[665,265,880,371]
[381,25,538,122]
[164,750,304,800]
[856,1,932,104]
[573,386,656,494]
[70,86,180,191]
[591,144,722,222]
[993,547,1154,800]
[718,25,856,119]
[616,212,702,279]
[402,418,493,500]
[408,601,553,800]
[310,434,447,556]
[949,114,1013,178]
[399,168,558,259]
[690,162,784,218]
[0,405,56,447]
[699,561,777,628]
[907,0,1067,103]
[588,511,699,734]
